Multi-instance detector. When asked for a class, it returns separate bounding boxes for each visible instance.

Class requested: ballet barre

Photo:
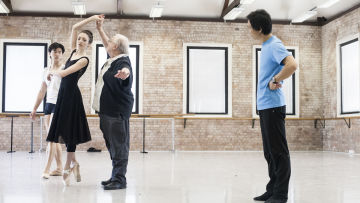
[131,114,191,153]
[1,113,359,153]
[73,114,191,152]
[5,114,17,153]
[174,116,360,129]
[0,113,40,153]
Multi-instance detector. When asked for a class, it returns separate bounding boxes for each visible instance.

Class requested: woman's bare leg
[64,152,75,170]
[63,151,80,184]
[62,151,75,185]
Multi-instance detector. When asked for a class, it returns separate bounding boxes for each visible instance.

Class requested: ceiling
[4,0,360,23]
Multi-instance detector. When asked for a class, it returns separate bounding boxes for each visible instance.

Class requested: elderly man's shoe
[254,192,272,201]
[265,196,287,203]
[101,178,112,186]
[103,182,126,190]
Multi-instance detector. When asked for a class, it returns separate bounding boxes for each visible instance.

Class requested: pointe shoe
[42,172,50,179]
[50,169,63,176]
[62,168,72,186]
[73,163,81,182]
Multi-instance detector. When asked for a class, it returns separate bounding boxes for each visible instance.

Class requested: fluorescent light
[0,0,10,13]
[72,2,86,15]
[223,6,245,20]
[291,10,317,23]
[150,4,164,18]
[240,0,255,5]
[318,0,340,8]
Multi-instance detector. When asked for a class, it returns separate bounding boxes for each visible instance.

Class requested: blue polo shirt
[257,36,291,110]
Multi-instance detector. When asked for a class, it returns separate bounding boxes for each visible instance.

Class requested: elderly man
[93,16,134,190]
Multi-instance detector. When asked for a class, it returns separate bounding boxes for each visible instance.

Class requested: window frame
[0,39,50,113]
[252,45,300,118]
[336,34,360,117]
[183,43,232,117]
[91,41,143,115]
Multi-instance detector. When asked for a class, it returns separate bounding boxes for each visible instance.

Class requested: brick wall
[321,7,360,153]
[0,15,325,151]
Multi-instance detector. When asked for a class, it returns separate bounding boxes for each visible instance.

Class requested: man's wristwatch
[271,77,278,84]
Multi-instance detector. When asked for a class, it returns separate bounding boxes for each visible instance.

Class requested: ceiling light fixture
[72,1,86,16]
[291,10,318,23]
[0,0,10,13]
[223,6,245,20]
[240,0,256,5]
[150,2,164,18]
[318,0,340,8]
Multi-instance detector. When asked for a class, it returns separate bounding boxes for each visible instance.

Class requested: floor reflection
[0,151,359,203]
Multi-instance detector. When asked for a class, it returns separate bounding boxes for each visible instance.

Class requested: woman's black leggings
[66,144,76,152]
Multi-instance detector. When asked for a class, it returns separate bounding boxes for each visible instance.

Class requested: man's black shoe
[254,192,273,201]
[101,179,112,186]
[103,182,127,190]
[264,197,287,203]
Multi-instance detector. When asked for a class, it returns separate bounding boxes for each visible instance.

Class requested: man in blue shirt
[247,10,297,203]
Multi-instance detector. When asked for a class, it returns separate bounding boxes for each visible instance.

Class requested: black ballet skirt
[47,50,91,145]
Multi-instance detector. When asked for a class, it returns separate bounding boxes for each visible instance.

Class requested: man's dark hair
[48,42,65,53]
[247,9,272,35]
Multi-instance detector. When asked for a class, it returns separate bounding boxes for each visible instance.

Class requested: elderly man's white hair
[114,34,129,55]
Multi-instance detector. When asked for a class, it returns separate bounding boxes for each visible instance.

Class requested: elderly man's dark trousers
[100,114,130,185]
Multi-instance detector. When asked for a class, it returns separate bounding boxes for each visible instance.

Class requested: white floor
[0,151,360,203]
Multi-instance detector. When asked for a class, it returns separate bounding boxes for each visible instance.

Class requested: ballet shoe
[72,163,81,182]
[62,168,72,186]
[42,172,50,179]
[50,169,63,176]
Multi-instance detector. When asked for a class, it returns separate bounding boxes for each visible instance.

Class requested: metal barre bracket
[343,118,351,128]
[314,119,325,129]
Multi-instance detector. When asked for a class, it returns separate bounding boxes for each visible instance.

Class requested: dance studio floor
[0,151,359,203]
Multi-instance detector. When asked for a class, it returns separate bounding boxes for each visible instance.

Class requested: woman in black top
[47,14,104,186]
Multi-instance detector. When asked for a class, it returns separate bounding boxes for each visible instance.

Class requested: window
[0,40,49,113]
[95,44,109,80]
[93,42,142,114]
[252,46,299,117]
[337,35,360,116]
[183,44,232,116]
